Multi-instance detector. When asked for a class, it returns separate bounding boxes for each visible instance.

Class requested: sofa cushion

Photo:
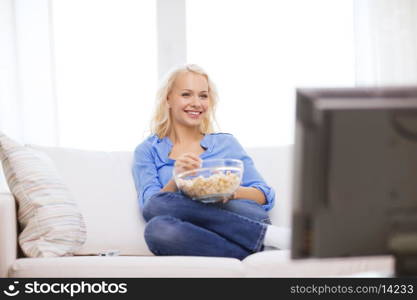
[0,132,87,258]
[242,250,394,277]
[27,145,152,256]
[9,256,244,277]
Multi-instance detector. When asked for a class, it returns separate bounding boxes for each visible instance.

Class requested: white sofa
[0,144,393,277]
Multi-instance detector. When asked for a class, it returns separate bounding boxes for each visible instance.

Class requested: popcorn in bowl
[174,159,244,203]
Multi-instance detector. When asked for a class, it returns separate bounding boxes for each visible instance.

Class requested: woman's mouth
[184,110,202,119]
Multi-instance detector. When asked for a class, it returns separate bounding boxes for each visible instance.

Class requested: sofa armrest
[0,192,17,277]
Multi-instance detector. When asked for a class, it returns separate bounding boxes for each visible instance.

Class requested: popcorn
[176,170,240,199]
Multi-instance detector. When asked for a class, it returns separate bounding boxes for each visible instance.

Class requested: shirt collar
[156,133,213,160]
[200,134,210,150]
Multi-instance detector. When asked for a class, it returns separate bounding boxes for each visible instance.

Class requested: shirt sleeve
[132,141,163,209]
[227,134,276,211]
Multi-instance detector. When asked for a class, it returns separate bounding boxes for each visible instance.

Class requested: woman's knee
[142,191,177,222]
[144,215,182,254]
[221,199,271,224]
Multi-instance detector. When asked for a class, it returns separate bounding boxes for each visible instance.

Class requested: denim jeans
[142,191,271,260]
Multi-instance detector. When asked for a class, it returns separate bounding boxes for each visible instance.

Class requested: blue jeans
[142,191,271,260]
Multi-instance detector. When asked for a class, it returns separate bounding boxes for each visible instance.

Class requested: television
[290,87,417,275]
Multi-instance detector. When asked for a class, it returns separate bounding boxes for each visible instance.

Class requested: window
[51,0,355,150]
[186,0,355,147]
[52,0,157,151]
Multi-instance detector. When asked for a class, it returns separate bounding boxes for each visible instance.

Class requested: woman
[132,64,287,260]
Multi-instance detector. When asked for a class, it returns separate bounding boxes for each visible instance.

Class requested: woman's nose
[190,96,202,107]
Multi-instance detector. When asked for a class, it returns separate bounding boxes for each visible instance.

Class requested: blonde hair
[150,64,220,139]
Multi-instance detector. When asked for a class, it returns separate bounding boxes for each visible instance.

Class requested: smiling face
[167,71,210,130]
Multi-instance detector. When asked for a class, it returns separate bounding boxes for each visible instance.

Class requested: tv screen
[291,87,417,261]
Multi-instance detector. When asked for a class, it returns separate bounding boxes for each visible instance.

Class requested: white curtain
[51,0,157,152]
[0,0,18,192]
[0,0,58,146]
[354,0,417,86]
[0,0,58,192]
[3,0,417,144]
[187,0,356,148]
[0,0,20,141]
[2,0,417,192]
[3,0,417,147]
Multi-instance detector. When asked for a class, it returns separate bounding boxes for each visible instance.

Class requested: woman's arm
[224,134,275,210]
[132,142,163,207]
[161,178,178,193]
[234,186,266,205]
[161,152,200,193]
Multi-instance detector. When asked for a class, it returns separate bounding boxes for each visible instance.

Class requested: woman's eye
[200,94,208,99]
[182,93,190,97]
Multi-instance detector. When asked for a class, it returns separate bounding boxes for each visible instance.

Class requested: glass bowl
[173,159,244,203]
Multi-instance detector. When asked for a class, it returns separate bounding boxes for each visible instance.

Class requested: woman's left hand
[221,189,239,204]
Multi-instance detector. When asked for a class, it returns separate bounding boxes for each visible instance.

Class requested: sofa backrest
[27,145,150,256]
[18,144,294,256]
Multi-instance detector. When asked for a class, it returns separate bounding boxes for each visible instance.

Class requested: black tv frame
[291,87,417,276]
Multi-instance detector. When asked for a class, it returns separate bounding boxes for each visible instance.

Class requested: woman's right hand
[174,152,202,175]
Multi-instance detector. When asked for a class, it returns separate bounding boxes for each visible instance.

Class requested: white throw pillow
[0,132,87,257]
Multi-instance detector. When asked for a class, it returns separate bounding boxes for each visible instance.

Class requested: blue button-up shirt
[132,133,275,211]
